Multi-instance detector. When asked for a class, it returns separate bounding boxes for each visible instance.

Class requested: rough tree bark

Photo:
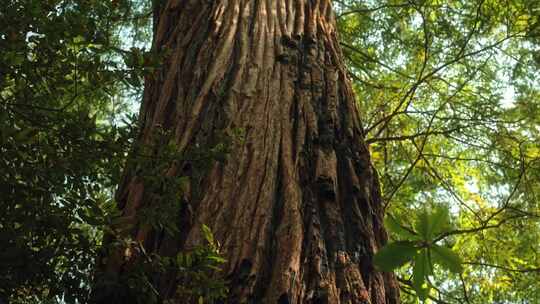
[97,1,399,303]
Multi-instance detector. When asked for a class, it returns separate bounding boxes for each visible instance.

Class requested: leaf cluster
[375,207,463,301]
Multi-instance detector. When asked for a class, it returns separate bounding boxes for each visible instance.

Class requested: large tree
[96,1,399,303]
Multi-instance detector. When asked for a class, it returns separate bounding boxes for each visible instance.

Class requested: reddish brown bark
[97,1,399,303]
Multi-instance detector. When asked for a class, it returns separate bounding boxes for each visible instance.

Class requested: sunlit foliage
[336,0,540,302]
[1,0,149,302]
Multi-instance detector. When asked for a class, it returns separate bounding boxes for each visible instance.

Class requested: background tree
[94,0,400,303]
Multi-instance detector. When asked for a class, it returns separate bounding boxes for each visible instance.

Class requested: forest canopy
[1,0,539,303]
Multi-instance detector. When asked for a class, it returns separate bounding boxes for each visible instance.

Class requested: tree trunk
[98,1,400,303]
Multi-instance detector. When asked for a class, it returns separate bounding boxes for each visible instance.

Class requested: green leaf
[414,207,451,241]
[412,249,431,301]
[207,254,226,264]
[202,224,215,247]
[373,241,418,271]
[385,214,418,239]
[415,209,430,240]
[73,35,85,44]
[432,245,463,273]
[428,206,450,238]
